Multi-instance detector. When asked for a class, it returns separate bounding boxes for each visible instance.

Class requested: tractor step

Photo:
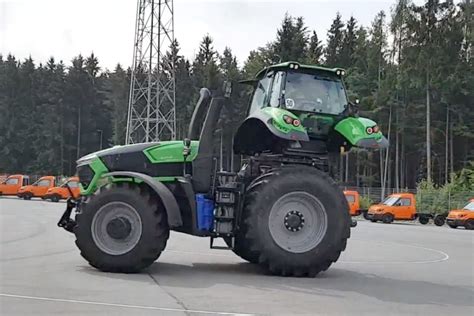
[212,171,243,236]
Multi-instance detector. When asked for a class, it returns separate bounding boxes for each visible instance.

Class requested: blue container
[196,194,214,231]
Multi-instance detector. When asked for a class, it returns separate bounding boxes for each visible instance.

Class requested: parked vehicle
[366,193,433,224]
[17,176,56,200]
[0,175,30,196]
[344,190,360,216]
[43,177,80,202]
[446,199,474,230]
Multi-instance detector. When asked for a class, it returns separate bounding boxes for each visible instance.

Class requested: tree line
[0,0,472,189]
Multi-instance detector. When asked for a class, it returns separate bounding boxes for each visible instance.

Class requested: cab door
[4,177,20,195]
[33,178,53,197]
[399,197,414,219]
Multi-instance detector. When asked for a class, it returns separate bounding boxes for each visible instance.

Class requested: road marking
[339,240,450,264]
[166,249,234,257]
[167,242,450,265]
[0,293,256,316]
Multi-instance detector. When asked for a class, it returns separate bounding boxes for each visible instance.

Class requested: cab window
[400,198,411,206]
[6,178,19,185]
[269,71,284,107]
[345,195,355,203]
[249,74,272,114]
[68,181,79,188]
[37,180,51,187]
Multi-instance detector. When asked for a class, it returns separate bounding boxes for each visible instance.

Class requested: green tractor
[58,61,388,277]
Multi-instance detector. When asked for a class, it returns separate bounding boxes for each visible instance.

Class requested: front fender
[334,117,388,149]
[234,107,309,154]
[104,171,183,228]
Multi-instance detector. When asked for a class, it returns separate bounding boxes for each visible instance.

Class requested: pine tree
[340,16,358,68]
[307,31,324,64]
[325,12,345,67]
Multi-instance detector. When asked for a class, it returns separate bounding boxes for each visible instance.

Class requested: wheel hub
[106,217,132,240]
[91,201,143,256]
[284,211,305,232]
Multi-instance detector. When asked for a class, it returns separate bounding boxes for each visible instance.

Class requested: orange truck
[17,176,56,200]
[366,192,433,224]
[0,174,30,196]
[446,199,474,230]
[344,190,361,216]
[43,177,80,202]
[343,190,363,228]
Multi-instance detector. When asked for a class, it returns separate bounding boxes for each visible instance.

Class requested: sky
[0,0,427,70]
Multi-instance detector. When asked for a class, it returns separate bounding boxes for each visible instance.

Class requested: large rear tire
[242,166,350,277]
[74,183,169,273]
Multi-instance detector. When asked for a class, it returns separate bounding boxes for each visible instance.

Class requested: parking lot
[0,197,473,315]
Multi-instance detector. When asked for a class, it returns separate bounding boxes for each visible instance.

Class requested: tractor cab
[235,61,387,157]
[247,61,349,117]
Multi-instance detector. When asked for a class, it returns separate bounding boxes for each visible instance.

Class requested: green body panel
[143,141,199,163]
[79,157,109,196]
[261,107,307,134]
[334,117,383,146]
[79,141,198,196]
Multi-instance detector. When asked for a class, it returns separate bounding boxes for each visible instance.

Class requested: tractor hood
[77,141,199,166]
[76,141,199,195]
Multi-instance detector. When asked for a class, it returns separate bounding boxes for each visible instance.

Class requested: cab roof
[255,61,345,79]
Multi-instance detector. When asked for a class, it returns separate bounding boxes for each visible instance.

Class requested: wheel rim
[268,191,328,254]
[91,201,142,255]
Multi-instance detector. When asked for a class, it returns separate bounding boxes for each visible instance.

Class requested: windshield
[382,196,400,206]
[463,201,474,211]
[284,72,347,114]
[345,195,355,203]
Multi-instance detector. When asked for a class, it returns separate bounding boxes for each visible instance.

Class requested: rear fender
[104,171,183,228]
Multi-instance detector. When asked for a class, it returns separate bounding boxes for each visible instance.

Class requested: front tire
[382,213,394,224]
[51,194,60,203]
[242,166,350,277]
[74,183,169,273]
[465,219,474,230]
[447,222,458,229]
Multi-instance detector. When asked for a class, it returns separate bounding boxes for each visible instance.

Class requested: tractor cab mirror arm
[343,99,360,118]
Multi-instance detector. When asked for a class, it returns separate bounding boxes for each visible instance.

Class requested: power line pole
[126,0,176,144]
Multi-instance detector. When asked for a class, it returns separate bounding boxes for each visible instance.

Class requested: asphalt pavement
[0,197,473,315]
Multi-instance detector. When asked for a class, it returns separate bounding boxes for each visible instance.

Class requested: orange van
[367,193,417,224]
[344,190,361,216]
[446,199,474,230]
[43,177,80,202]
[0,175,30,196]
[17,176,56,200]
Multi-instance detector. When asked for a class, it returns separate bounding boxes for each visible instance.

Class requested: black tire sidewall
[253,168,349,268]
[75,185,168,270]
[465,219,474,230]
